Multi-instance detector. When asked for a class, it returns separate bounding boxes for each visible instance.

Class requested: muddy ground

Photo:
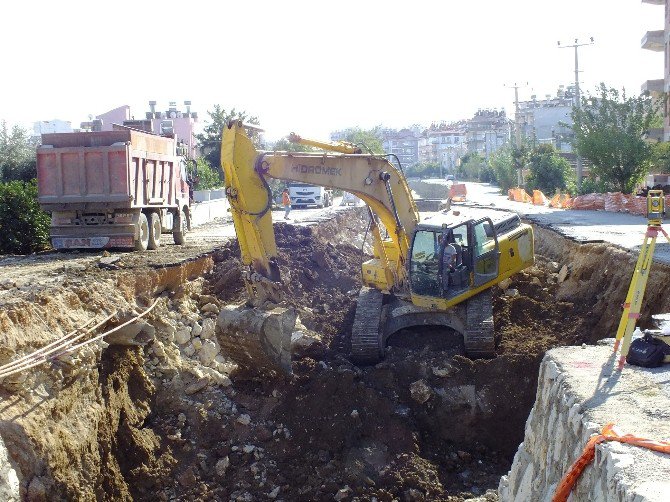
[1,209,668,501]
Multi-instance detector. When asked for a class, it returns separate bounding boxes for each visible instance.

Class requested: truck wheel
[135,213,149,251]
[173,209,187,245]
[148,212,161,249]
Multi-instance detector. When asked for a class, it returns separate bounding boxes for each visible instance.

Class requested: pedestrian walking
[282,188,292,220]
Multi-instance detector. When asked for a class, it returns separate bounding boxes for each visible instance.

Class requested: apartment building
[380,128,419,169]
[89,101,199,158]
[465,109,511,159]
[641,0,668,141]
[418,123,467,173]
[516,85,575,152]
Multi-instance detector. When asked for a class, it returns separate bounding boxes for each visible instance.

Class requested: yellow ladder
[614,190,670,369]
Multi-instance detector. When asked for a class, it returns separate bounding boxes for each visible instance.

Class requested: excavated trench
[1,209,669,501]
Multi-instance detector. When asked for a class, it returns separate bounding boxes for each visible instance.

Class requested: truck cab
[288,182,333,208]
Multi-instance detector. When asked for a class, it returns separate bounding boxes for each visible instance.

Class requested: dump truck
[36,127,191,251]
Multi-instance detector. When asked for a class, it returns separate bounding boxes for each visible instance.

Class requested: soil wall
[1,214,669,500]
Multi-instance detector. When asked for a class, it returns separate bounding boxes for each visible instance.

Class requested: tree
[526,144,574,194]
[0,121,36,182]
[195,106,260,170]
[0,180,50,254]
[190,157,222,190]
[650,141,670,174]
[406,161,441,178]
[571,84,662,193]
[458,153,485,181]
[336,127,384,155]
[489,146,517,192]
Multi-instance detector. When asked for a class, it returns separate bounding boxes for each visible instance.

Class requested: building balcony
[642,78,665,95]
[641,30,665,51]
[641,0,664,5]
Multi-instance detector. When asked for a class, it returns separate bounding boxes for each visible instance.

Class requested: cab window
[474,220,495,258]
[410,230,440,296]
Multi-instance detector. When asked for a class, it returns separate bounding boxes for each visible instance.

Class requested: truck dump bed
[37,129,183,210]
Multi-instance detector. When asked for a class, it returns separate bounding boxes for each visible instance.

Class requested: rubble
[1,208,655,501]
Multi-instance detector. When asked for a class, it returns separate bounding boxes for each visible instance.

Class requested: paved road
[452,181,670,265]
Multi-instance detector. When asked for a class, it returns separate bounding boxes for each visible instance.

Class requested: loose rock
[409,379,433,404]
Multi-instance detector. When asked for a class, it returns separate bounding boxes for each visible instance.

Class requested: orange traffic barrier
[449,183,467,201]
[552,423,670,502]
[508,187,532,203]
[532,190,548,206]
[548,193,571,208]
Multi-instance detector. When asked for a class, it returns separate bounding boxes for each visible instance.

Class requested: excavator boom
[287,132,362,154]
[222,121,419,300]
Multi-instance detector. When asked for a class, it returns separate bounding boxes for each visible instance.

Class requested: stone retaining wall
[499,343,670,501]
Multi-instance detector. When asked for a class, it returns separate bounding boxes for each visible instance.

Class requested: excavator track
[464,289,496,358]
[350,287,384,364]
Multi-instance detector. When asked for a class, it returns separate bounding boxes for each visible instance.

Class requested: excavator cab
[409,217,500,301]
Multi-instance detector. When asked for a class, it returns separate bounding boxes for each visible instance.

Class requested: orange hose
[553,423,670,502]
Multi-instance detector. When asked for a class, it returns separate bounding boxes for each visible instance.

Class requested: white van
[341,192,361,206]
[288,182,333,209]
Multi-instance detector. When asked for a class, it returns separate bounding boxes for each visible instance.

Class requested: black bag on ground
[626,334,669,368]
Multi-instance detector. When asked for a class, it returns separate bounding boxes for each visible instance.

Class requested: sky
[1,0,663,141]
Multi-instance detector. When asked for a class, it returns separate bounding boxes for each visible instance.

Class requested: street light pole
[504,81,528,186]
[558,37,594,191]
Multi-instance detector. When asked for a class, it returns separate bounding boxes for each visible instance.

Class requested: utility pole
[558,37,594,191]
[505,82,528,186]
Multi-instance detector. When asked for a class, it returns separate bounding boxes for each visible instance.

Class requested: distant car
[446,175,456,182]
[341,191,361,206]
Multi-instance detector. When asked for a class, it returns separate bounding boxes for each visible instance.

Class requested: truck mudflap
[52,235,135,249]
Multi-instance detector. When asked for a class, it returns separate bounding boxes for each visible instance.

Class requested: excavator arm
[221,121,419,304]
[287,132,362,154]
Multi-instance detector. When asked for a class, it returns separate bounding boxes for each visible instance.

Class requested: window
[410,230,440,296]
[472,219,498,281]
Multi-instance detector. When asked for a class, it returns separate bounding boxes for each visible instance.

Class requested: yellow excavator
[219,122,534,372]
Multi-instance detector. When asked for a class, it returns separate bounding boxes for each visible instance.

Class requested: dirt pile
[1,210,666,501]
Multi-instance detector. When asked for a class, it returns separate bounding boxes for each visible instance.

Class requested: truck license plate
[53,237,110,249]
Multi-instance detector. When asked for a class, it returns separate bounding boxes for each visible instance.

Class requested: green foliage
[489,146,517,193]
[336,127,384,155]
[577,176,610,195]
[195,106,260,170]
[478,163,497,184]
[571,84,662,193]
[190,157,222,190]
[650,141,670,174]
[526,144,574,194]
[457,153,486,181]
[0,180,51,254]
[0,121,36,182]
[406,161,441,178]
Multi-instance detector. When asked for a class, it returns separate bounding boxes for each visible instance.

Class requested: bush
[0,180,51,254]
[490,147,517,192]
[577,177,613,195]
[526,144,574,195]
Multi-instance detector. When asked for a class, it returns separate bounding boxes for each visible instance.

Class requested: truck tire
[173,209,187,245]
[148,212,161,250]
[135,213,149,251]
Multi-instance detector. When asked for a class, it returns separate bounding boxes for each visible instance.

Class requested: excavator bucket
[215,304,296,377]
